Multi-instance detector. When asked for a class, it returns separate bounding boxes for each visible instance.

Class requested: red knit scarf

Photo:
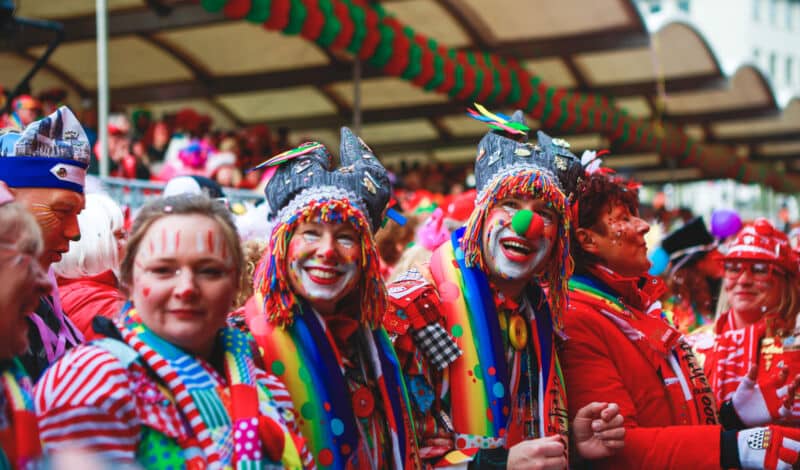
[569,267,719,426]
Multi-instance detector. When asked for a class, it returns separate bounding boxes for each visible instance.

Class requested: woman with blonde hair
[53,193,126,336]
[693,218,800,425]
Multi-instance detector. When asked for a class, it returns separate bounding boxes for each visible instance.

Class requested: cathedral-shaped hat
[0,106,90,194]
[471,105,582,200]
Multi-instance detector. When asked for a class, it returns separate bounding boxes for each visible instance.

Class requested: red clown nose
[511,209,544,240]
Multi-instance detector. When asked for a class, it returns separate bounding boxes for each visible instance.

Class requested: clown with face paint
[383,107,625,469]
[245,129,420,469]
[0,106,88,380]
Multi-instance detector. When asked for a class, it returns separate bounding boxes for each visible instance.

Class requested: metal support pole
[96,0,110,177]
[353,57,362,134]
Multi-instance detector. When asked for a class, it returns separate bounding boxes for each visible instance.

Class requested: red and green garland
[199,0,797,192]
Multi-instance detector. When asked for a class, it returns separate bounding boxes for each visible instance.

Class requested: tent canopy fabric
[5,0,800,190]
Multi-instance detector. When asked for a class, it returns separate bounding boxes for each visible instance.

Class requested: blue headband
[0,156,88,194]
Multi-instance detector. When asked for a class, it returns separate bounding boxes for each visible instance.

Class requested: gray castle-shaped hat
[260,127,392,232]
[471,106,582,200]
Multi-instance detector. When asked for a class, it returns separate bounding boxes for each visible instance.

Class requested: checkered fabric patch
[412,323,462,371]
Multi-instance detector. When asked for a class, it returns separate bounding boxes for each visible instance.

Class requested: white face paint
[481,197,559,283]
[290,258,359,301]
[486,224,552,281]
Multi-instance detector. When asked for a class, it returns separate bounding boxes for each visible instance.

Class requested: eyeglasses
[722,261,783,281]
[0,242,46,283]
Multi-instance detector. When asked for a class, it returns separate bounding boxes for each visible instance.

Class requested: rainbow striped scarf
[0,358,41,470]
[429,229,569,448]
[248,304,418,470]
[123,309,304,469]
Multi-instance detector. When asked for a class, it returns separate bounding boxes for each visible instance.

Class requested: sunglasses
[722,261,784,281]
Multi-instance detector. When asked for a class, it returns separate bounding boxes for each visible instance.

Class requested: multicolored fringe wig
[257,197,387,328]
[461,170,573,333]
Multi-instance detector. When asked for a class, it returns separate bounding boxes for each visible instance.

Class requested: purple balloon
[711,209,742,238]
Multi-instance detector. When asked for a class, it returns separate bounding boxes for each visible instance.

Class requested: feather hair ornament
[248,141,326,172]
[467,103,530,136]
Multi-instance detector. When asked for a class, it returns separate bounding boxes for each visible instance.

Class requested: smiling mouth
[305,266,344,285]
[500,237,535,262]
[169,309,203,317]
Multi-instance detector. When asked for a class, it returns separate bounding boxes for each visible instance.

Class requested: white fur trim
[276,185,363,223]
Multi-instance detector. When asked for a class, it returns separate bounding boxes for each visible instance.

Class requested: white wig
[53,193,124,279]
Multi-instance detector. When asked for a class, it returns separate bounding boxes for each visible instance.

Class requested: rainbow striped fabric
[249,304,417,469]
[0,358,42,469]
[427,228,569,448]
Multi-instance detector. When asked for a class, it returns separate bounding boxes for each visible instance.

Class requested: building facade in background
[635,0,800,105]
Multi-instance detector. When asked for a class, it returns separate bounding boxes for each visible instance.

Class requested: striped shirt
[35,342,313,468]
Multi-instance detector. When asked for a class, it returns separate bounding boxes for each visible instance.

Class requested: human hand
[507,435,566,470]
[732,364,800,426]
[419,429,453,460]
[572,401,625,460]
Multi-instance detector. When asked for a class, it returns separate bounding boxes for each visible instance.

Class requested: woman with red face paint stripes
[35,195,314,469]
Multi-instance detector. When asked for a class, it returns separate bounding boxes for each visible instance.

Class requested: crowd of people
[3,98,800,470]
[0,91,468,197]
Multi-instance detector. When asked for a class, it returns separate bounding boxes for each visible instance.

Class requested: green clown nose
[511,209,544,239]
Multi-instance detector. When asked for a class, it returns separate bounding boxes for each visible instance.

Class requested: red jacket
[562,266,723,469]
[57,270,125,338]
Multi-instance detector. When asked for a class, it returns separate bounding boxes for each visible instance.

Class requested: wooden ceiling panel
[330,77,449,109]
[684,125,705,140]
[383,0,472,48]
[360,119,440,145]
[16,0,143,19]
[615,96,652,118]
[631,167,703,183]
[462,0,633,42]
[217,87,337,122]
[604,153,662,169]
[524,59,577,88]
[0,53,81,107]
[154,23,329,76]
[758,141,800,156]
[560,133,607,150]
[30,36,193,89]
[713,99,800,138]
[665,66,774,115]
[576,23,718,86]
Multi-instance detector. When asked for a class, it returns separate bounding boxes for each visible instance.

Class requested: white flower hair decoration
[580,149,612,175]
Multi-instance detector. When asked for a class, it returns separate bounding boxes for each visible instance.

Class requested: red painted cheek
[142,287,150,298]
